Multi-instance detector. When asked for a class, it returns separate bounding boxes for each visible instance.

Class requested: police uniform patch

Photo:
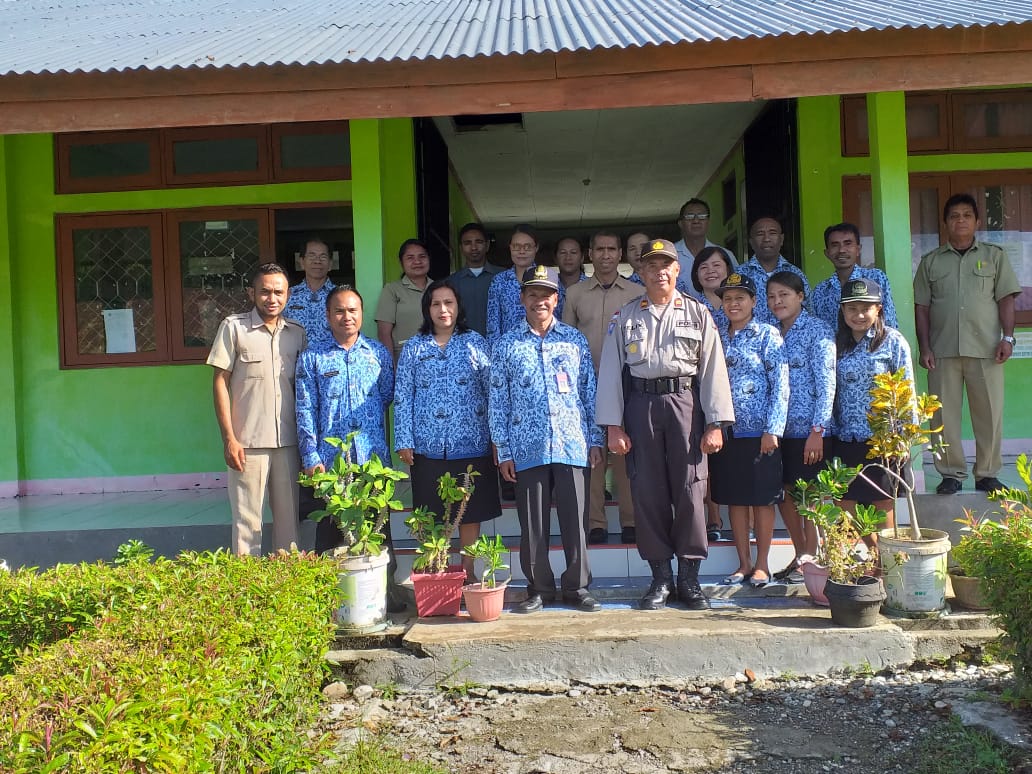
[639,298,649,309]
[629,343,638,354]
[673,296,683,308]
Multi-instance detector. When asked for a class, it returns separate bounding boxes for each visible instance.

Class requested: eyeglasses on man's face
[679,213,709,222]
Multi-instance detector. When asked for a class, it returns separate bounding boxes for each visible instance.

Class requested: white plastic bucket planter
[333,551,389,632]
[878,528,951,617]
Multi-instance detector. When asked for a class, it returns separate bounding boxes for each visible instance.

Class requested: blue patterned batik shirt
[699,294,729,332]
[719,319,789,438]
[833,327,915,443]
[737,256,811,327]
[295,333,394,469]
[486,267,566,345]
[394,330,492,460]
[489,318,604,473]
[286,279,336,348]
[811,265,899,331]
[780,311,836,439]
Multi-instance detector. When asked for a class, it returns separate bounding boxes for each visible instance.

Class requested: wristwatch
[1002,335,1016,345]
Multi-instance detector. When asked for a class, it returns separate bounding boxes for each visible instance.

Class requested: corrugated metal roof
[1,0,1030,76]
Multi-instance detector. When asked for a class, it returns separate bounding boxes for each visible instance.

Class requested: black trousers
[624,386,708,561]
[514,462,592,597]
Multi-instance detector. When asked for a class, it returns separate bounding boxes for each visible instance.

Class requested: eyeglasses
[304,252,330,261]
[511,244,536,252]
[679,214,709,222]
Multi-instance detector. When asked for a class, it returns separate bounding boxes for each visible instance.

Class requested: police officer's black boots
[677,558,710,610]
[639,560,674,610]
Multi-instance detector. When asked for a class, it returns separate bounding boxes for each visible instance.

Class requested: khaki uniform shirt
[562,274,644,372]
[595,291,735,428]
[374,275,429,355]
[914,240,1021,359]
[206,309,307,449]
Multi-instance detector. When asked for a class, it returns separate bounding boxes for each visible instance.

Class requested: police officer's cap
[715,272,757,298]
[641,239,678,264]
[521,264,560,292]
[840,278,882,304]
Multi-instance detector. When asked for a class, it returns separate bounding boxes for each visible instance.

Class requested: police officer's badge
[727,273,743,286]
[848,279,867,296]
[533,265,549,280]
[652,240,664,250]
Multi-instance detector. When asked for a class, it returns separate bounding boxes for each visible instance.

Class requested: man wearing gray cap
[596,239,735,610]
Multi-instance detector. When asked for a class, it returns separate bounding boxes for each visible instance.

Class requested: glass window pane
[969,183,1032,314]
[72,226,156,354]
[279,131,350,169]
[172,137,259,176]
[178,218,260,348]
[68,141,152,179]
[963,101,1032,140]
[906,102,941,140]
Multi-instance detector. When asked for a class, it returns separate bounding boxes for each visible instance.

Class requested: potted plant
[794,460,888,627]
[860,368,951,617]
[404,466,478,617]
[298,433,408,632]
[461,534,511,622]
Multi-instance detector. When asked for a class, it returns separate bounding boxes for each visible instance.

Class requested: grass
[324,740,447,773]
[911,717,1027,774]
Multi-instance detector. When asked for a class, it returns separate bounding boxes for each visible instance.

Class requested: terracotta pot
[826,576,886,628]
[411,566,467,617]
[799,560,830,606]
[949,571,990,611]
[462,581,508,622]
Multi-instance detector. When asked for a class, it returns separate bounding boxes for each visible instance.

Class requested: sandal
[749,570,769,588]
[721,572,747,585]
[772,558,800,581]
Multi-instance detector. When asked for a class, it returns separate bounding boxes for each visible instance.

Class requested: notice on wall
[103,308,137,354]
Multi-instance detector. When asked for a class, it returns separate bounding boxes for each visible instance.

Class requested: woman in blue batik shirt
[833,278,915,547]
[766,271,836,583]
[709,273,789,588]
[394,279,500,582]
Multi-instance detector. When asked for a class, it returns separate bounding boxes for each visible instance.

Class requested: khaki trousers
[927,356,1005,482]
[587,452,636,532]
[228,446,300,556]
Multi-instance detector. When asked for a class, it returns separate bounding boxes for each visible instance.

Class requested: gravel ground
[319,659,1032,773]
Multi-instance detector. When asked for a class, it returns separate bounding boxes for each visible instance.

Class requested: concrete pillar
[0,137,22,495]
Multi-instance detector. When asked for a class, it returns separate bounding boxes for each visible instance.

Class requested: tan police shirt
[562,274,644,372]
[595,291,734,428]
[374,275,429,355]
[206,308,307,449]
[914,240,1021,360]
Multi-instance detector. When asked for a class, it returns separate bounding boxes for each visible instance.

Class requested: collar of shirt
[517,316,558,338]
[400,274,432,290]
[746,255,791,275]
[246,307,283,331]
[585,274,631,291]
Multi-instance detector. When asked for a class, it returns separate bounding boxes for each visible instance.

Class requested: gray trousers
[515,463,592,597]
[624,387,709,561]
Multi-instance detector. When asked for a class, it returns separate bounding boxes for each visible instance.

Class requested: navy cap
[521,264,560,291]
[641,238,678,263]
[840,278,882,304]
[715,272,757,297]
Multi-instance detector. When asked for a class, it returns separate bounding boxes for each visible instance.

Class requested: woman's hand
[802,432,824,466]
[398,448,414,466]
[760,432,779,456]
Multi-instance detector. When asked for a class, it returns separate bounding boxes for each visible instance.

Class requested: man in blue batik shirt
[737,216,810,326]
[286,236,336,348]
[296,286,394,554]
[489,265,605,614]
[811,222,898,330]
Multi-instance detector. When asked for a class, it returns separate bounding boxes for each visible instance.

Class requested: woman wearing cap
[375,239,433,360]
[710,273,789,588]
[394,279,499,582]
[766,271,836,583]
[833,278,916,545]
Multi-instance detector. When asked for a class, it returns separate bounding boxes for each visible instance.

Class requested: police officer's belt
[629,375,693,395]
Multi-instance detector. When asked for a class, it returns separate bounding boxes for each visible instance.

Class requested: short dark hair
[767,270,806,297]
[590,230,621,249]
[511,223,539,245]
[417,279,470,336]
[556,236,582,251]
[690,246,734,293]
[943,193,979,223]
[458,222,488,242]
[679,198,710,218]
[397,238,430,261]
[301,235,330,255]
[748,215,782,233]
[823,222,861,247]
[250,262,289,288]
[325,284,362,312]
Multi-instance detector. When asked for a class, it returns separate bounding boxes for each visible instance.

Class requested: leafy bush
[0,549,341,772]
[953,453,1032,700]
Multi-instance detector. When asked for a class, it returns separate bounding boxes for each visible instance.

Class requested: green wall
[795,95,1032,438]
[2,121,417,484]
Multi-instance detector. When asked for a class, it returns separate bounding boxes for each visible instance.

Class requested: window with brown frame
[55,122,351,193]
[842,170,1032,326]
[841,89,1032,157]
[57,204,353,368]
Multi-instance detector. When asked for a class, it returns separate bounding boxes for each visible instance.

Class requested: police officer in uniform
[596,239,734,610]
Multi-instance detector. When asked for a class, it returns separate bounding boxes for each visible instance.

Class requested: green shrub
[0,549,341,772]
[953,453,1032,700]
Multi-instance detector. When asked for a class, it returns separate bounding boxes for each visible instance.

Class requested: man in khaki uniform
[207,262,307,555]
[915,193,1021,495]
[596,239,734,611]
[563,230,644,545]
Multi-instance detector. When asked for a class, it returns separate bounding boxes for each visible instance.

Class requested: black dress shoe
[677,580,710,610]
[620,526,636,544]
[588,528,609,545]
[513,594,543,614]
[936,477,962,495]
[975,477,1006,493]
[564,593,601,612]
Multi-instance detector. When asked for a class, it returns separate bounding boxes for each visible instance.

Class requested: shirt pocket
[623,328,647,366]
[237,350,264,378]
[672,327,701,364]
[971,262,997,296]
